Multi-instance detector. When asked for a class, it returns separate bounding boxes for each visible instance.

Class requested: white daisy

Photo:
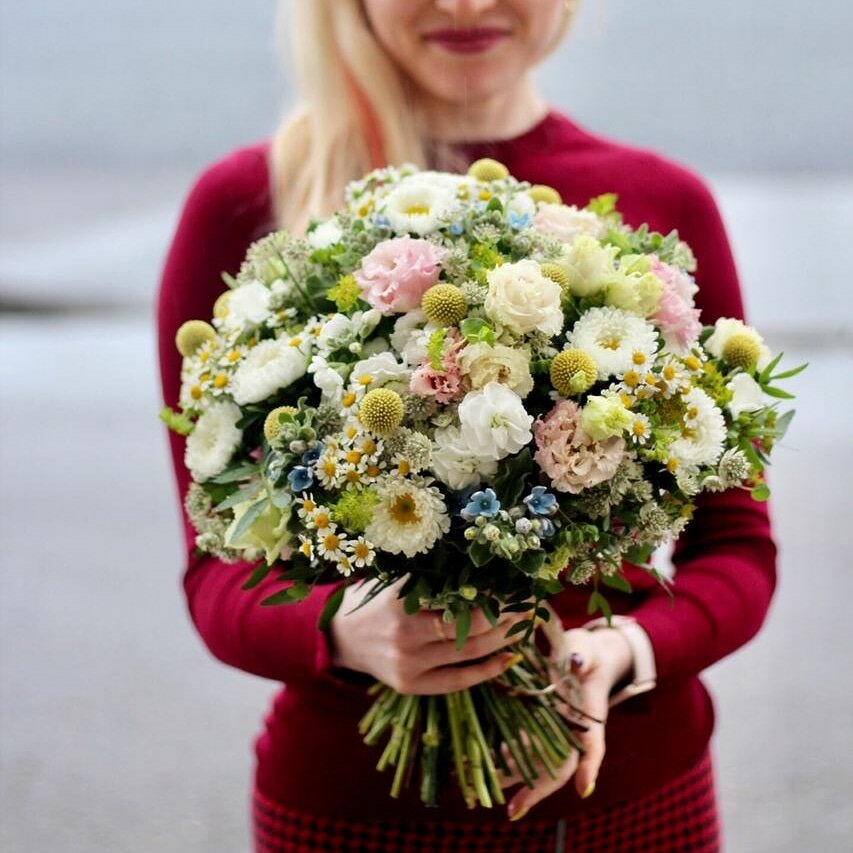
[230,337,308,405]
[669,387,727,467]
[347,536,377,569]
[184,401,243,482]
[315,450,345,490]
[629,413,652,445]
[365,477,450,558]
[316,527,347,562]
[382,180,460,235]
[568,306,658,380]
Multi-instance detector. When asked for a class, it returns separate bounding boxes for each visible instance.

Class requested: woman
[158,1,776,850]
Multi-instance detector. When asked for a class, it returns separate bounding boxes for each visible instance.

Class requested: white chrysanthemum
[231,338,308,405]
[307,219,343,249]
[383,179,460,235]
[219,281,270,333]
[484,259,563,337]
[432,425,499,491]
[704,318,772,369]
[350,352,411,390]
[669,387,727,467]
[365,477,450,558]
[458,381,534,460]
[727,373,765,418]
[568,306,658,380]
[185,401,243,482]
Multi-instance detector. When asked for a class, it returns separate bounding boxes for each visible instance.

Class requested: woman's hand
[329,580,527,695]
[502,626,633,821]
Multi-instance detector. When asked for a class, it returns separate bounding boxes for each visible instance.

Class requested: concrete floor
[1,178,852,851]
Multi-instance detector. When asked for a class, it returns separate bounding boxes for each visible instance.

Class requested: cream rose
[533,203,606,243]
[484,260,563,337]
[457,342,534,398]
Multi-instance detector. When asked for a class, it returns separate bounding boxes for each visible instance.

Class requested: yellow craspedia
[358,388,404,436]
[539,262,571,293]
[468,158,509,182]
[421,284,467,327]
[529,184,562,205]
[213,290,232,319]
[263,406,298,443]
[722,333,761,371]
[176,320,217,357]
[550,349,598,396]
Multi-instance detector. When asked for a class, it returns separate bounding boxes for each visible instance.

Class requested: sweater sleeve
[157,148,343,685]
[630,172,778,683]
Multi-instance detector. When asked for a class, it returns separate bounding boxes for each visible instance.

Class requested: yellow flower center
[313,512,331,529]
[389,494,419,525]
[632,351,647,365]
[346,450,363,464]
[358,374,374,386]
[299,541,312,557]
[361,439,377,455]
[398,460,411,476]
[667,457,679,473]
[623,370,640,388]
[687,406,699,420]
[599,336,621,350]
[366,464,381,478]
[289,337,303,347]
[301,499,316,514]
[322,460,338,478]
[345,470,361,483]
[685,355,701,371]
[342,392,358,408]
[404,204,431,216]
[354,542,371,560]
[227,350,241,363]
[663,364,677,381]
[323,533,340,551]
[190,385,203,400]
[632,421,648,437]
[214,374,228,389]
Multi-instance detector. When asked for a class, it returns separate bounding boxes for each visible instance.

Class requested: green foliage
[426,328,447,371]
[159,406,194,436]
[459,318,496,346]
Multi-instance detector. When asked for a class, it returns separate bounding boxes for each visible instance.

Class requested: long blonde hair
[270,0,573,235]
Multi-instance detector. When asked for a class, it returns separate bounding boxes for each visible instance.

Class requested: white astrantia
[567,306,658,380]
[185,401,243,482]
[307,218,343,249]
[727,373,765,418]
[431,425,499,491]
[219,281,271,333]
[365,477,450,558]
[704,318,772,369]
[231,338,309,405]
[484,260,563,337]
[457,342,534,398]
[669,387,727,467]
[458,381,534,460]
[382,179,460,235]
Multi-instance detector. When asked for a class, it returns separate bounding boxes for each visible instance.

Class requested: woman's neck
[417,78,550,144]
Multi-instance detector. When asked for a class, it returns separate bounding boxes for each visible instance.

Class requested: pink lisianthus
[409,336,465,404]
[533,400,625,494]
[650,259,702,354]
[355,237,446,314]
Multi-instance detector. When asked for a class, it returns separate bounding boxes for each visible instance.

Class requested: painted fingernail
[570,652,584,668]
[509,806,528,822]
[503,652,524,671]
[581,782,596,799]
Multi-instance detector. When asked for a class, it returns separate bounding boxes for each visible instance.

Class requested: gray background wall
[1,2,852,851]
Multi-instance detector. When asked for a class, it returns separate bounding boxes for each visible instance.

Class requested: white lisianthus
[705,318,772,369]
[533,203,606,244]
[365,477,450,558]
[317,309,382,352]
[432,425,499,490]
[383,179,460,235]
[219,281,271,333]
[185,401,243,482]
[484,260,563,337]
[458,381,534,460]
[231,338,308,405]
[350,351,411,390]
[669,387,727,467]
[309,355,345,404]
[457,342,534,398]
[391,310,431,365]
[727,373,765,417]
[557,236,620,298]
[307,219,343,249]
[568,306,659,380]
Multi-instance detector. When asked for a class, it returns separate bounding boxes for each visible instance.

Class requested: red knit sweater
[157,110,776,824]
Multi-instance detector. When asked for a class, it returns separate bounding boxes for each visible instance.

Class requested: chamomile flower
[347,536,377,569]
[316,527,347,562]
[296,494,318,521]
[629,413,652,445]
[315,449,345,489]
[568,307,658,381]
[305,505,334,532]
[297,536,315,561]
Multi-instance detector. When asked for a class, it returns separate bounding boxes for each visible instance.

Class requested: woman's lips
[423,27,510,54]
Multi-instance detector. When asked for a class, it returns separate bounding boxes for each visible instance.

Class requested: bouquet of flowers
[162,158,801,808]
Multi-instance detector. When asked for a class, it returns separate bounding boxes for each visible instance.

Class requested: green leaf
[480,600,499,628]
[227,498,268,545]
[318,585,347,631]
[750,483,771,502]
[210,463,258,484]
[763,386,795,400]
[506,619,532,638]
[241,562,273,590]
[459,318,496,346]
[486,197,504,213]
[159,406,194,436]
[215,480,263,511]
[468,541,493,568]
[586,590,612,622]
[770,409,795,442]
[586,193,619,217]
[454,608,472,651]
[759,352,784,384]
[769,361,808,381]
[259,589,295,606]
[601,573,633,594]
[624,545,653,567]
[515,549,545,576]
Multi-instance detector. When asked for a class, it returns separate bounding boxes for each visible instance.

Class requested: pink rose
[533,400,625,494]
[650,259,702,354]
[355,237,446,314]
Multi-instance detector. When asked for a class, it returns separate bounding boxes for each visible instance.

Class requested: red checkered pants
[252,749,720,852]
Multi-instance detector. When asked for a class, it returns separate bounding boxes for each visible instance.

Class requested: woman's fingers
[408,606,525,647]
[420,619,525,669]
[506,749,579,821]
[414,650,518,695]
[571,673,610,797]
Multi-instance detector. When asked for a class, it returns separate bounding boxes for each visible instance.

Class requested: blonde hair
[270,0,574,235]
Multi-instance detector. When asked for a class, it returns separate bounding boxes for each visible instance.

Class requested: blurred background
[1,1,851,850]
